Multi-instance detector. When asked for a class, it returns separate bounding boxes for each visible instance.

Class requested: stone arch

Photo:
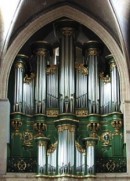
[1,4,130,176]
[1,5,129,104]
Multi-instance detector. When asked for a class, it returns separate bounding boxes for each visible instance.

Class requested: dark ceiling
[8,0,130,59]
[10,0,119,45]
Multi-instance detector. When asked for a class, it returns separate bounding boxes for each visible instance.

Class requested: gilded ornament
[58,124,76,132]
[75,63,88,76]
[100,132,111,146]
[23,131,33,147]
[111,120,122,134]
[24,73,35,84]
[87,122,100,137]
[46,109,59,117]
[75,109,88,117]
[11,119,22,133]
[38,140,47,146]
[100,73,111,83]
[33,122,47,137]
[110,62,116,70]
[87,48,99,56]
[47,141,58,154]
[35,48,47,56]
[75,141,85,153]
[104,75,111,84]
[15,62,25,69]
[17,159,27,171]
[106,160,116,171]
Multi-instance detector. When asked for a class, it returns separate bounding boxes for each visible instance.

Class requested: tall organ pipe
[106,54,120,112]
[83,41,102,114]
[56,123,76,174]
[55,21,77,113]
[47,47,59,108]
[31,41,52,114]
[13,54,28,112]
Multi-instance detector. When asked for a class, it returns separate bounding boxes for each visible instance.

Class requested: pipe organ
[8,20,126,177]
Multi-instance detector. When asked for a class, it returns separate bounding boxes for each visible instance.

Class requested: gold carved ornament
[15,62,25,69]
[75,109,88,117]
[111,120,122,135]
[75,141,85,153]
[33,122,47,137]
[75,63,88,76]
[23,131,33,146]
[46,109,59,117]
[110,62,116,70]
[100,72,111,84]
[47,141,58,155]
[17,159,27,171]
[87,48,100,56]
[35,48,47,56]
[87,122,100,137]
[11,119,22,135]
[57,124,76,132]
[24,73,35,84]
[100,132,111,146]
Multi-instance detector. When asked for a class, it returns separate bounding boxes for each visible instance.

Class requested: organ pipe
[31,41,51,114]
[13,54,28,112]
[106,55,120,112]
[47,47,59,108]
[83,41,102,114]
[56,21,77,113]
[83,137,98,176]
[23,73,35,114]
[36,137,49,175]
[56,124,76,174]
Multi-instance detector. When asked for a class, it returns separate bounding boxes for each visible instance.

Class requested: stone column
[0,99,10,174]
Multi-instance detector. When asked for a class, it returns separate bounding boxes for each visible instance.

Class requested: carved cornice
[46,109,59,117]
[75,109,88,117]
[57,124,76,132]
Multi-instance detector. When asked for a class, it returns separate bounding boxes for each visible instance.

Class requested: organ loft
[7,19,126,177]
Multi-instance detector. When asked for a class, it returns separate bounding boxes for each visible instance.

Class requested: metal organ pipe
[56,22,76,113]
[47,47,59,108]
[106,55,120,112]
[56,124,76,174]
[83,41,102,114]
[13,54,28,112]
[83,137,98,176]
[31,41,51,114]
[23,73,35,114]
[36,137,49,175]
